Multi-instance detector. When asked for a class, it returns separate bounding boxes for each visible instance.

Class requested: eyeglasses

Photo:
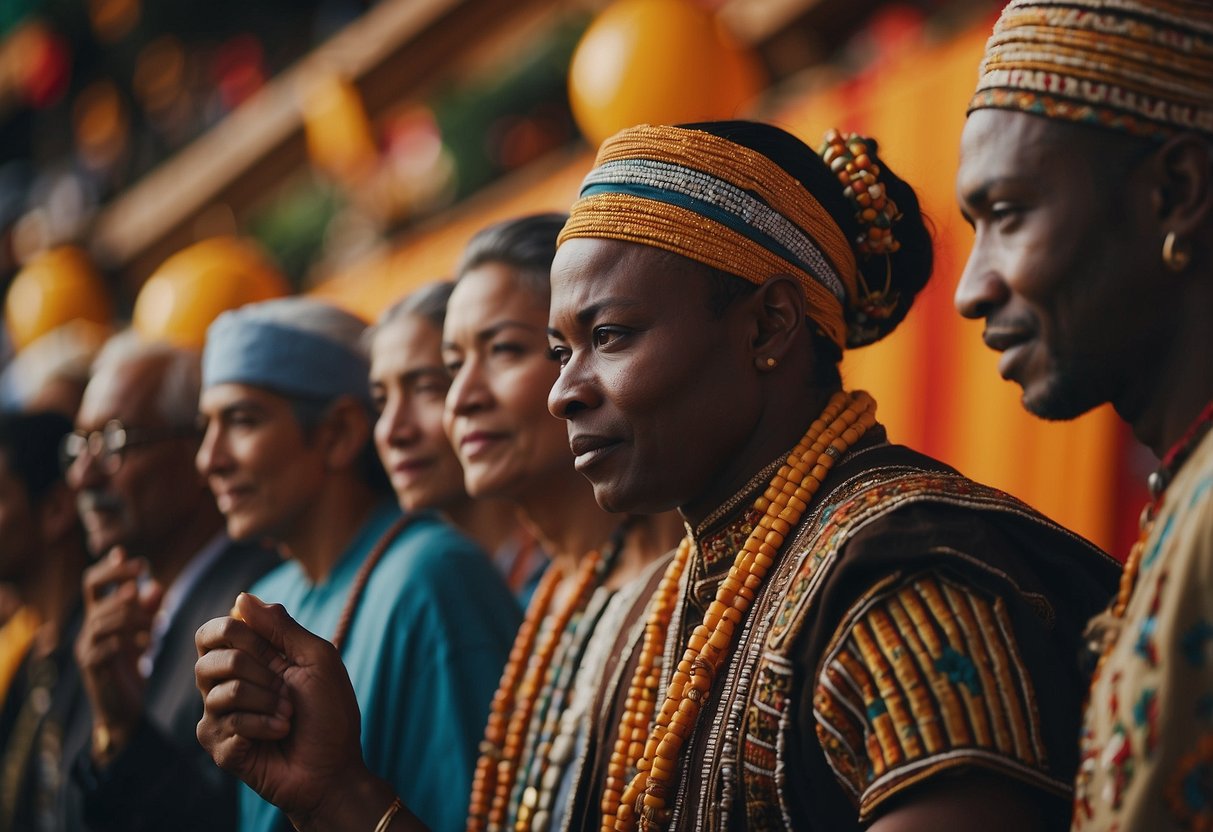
[61,420,198,474]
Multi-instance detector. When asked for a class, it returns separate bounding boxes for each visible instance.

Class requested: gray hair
[455,213,568,300]
[365,280,455,350]
[91,330,201,429]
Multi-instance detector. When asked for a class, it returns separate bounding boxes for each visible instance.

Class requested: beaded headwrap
[969,0,1213,140]
[558,124,866,349]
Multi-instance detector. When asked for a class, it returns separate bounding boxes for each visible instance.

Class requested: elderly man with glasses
[61,331,276,832]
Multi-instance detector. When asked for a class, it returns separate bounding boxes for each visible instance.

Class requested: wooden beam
[88,0,557,293]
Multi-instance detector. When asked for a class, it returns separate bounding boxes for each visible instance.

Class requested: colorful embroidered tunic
[1074,430,1213,830]
[567,429,1119,830]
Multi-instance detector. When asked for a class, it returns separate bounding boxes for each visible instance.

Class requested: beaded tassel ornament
[607,389,877,831]
[819,129,902,338]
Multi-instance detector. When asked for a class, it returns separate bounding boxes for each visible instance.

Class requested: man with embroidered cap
[193,296,518,832]
[64,333,277,832]
[955,1,1213,828]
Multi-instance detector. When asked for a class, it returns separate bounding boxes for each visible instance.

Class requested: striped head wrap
[969,0,1213,139]
[557,124,861,350]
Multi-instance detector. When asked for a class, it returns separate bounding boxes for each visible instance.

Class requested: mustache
[983,312,1037,336]
[77,490,124,514]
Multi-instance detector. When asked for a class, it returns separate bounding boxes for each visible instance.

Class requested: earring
[1163,231,1191,272]
[764,357,777,368]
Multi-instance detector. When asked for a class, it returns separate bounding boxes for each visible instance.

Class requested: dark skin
[0,465,87,659]
[195,593,412,832]
[547,238,1057,832]
[194,237,1057,831]
[955,109,1213,457]
[546,240,824,527]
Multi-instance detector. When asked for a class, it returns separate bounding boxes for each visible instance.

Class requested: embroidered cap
[969,0,1213,139]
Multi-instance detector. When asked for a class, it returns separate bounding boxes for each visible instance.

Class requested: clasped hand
[194,593,373,825]
[76,547,163,760]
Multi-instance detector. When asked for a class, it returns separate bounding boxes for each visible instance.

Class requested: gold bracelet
[372,797,403,832]
[92,723,117,766]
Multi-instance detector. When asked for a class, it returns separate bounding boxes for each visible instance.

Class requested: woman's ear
[319,397,372,471]
[746,274,806,369]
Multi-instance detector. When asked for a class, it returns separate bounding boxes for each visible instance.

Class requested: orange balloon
[132,236,290,350]
[301,73,378,185]
[5,246,113,352]
[569,0,765,147]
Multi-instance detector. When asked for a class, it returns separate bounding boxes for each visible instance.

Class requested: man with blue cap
[194,297,519,832]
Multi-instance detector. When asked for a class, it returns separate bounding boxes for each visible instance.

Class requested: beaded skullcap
[558,124,861,349]
[969,0,1213,139]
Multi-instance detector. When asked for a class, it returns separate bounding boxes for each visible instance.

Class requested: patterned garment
[0,607,84,832]
[564,429,1120,831]
[1074,431,1213,831]
[815,570,1055,817]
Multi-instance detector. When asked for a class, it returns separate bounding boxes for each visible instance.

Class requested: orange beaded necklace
[599,537,693,830]
[606,389,877,831]
[469,521,628,832]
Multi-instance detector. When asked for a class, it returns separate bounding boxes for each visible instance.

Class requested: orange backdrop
[313,16,1139,556]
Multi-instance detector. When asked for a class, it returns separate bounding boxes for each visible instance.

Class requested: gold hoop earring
[1163,231,1191,272]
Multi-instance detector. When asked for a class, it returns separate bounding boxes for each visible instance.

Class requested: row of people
[195,1,1213,830]
[0,214,682,832]
[3,1,1208,829]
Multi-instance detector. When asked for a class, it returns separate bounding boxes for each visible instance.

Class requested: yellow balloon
[5,246,113,352]
[132,237,290,350]
[301,73,378,185]
[569,0,765,147]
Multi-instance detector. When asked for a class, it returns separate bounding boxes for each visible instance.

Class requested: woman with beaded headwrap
[192,120,1118,831]
[540,121,1120,832]
[954,1,1213,828]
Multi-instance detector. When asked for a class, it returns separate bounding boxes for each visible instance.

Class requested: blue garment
[239,503,520,832]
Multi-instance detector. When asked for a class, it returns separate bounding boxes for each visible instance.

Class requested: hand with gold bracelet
[194,592,428,831]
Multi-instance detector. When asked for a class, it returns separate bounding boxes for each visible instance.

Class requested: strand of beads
[599,537,693,832]
[488,550,603,831]
[818,129,901,257]
[511,523,630,831]
[611,389,877,831]
[468,566,564,831]
[512,592,607,830]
